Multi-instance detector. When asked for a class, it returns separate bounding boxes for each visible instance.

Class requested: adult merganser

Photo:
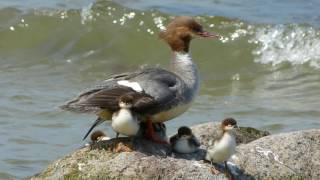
[205,118,238,178]
[60,16,219,143]
[170,126,200,153]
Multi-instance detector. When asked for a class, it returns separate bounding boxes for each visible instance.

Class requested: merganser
[60,16,219,143]
[170,126,200,153]
[111,94,139,137]
[205,118,238,178]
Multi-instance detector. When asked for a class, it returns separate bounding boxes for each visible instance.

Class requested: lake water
[0,0,320,178]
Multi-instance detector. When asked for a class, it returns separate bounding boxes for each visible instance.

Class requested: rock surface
[32,122,320,180]
[229,129,320,179]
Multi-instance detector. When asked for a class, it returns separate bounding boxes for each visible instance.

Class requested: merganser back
[60,16,219,143]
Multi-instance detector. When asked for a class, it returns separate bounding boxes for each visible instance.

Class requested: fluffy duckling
[170,126,200,153]
[90,130,110,142]
[111,95,140,137]
[205,118,238,178]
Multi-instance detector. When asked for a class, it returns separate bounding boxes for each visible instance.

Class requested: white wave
[80,3,93,25]
[250,25,320,69]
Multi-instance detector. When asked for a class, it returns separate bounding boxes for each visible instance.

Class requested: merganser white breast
[60,16,219,142]
[170,126,200,154]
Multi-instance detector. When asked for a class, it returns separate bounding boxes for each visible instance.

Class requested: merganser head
[118,94,134,109]
[177,126,193,139]
[221,118,238,132]
[159,16,219,53]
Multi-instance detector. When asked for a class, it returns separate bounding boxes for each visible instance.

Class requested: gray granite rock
[31,123,320,180]
[32,138,224,180]
[229,129,320,179]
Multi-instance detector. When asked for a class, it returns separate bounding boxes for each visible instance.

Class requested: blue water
[2,0,320,26]
[117,0,320,26]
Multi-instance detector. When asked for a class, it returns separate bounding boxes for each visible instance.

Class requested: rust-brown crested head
[221,118,238,131]
[159,16,218,53]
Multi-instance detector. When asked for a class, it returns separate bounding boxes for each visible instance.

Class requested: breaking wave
[250,25,320,69]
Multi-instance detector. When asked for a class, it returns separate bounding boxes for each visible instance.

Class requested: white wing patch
[117,80,143,92]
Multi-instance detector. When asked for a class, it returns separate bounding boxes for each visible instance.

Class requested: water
[0,0,320,178]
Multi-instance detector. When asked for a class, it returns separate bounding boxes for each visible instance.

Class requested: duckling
[205,118,238,178]
[90,130,110,142]
[170,126,200,153]
[111,95,140,137]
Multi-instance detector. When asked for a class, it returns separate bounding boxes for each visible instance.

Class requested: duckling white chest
[206,133,236,163]
[111,108,139,136]
[174,139,197,154]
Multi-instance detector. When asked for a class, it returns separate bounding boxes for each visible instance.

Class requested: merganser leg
[209,161,220,175]
[224,161,234,180]
[145,119,168,144]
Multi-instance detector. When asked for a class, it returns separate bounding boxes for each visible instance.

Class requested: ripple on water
[9,138,46,145]
[4,159,49,166]
[9,95,33,101]
[32,122,69,129]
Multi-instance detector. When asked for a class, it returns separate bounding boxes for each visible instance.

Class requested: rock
[31,123,320,180]
[32,137,221,180]
[229,129,320,179]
